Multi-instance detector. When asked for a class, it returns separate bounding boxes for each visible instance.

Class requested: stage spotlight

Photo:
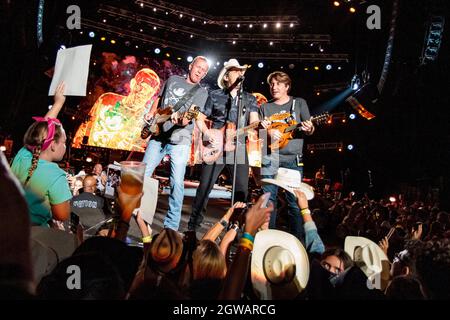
[349,113,356,120]
[237,24,240,28]
[154,48,161,54]
[153,7,157,12]
[347,144,353,151]
[86,157,92,163]
[289,23,294,28]
[187,56,193,62]
[216,61,220,66]
[389,196,396,203]
[349,7,356,13]
[314,66,319,70]
[110,39,116,44]
[232,40,236,44]
[190,34,193,38]
[191,17,195,21]
[276,22,281,28]
[89,31,95,38]
[304,67,309,71]
[351,75,360,90]
[258,62,264,68]
[338,66,342,70]
[140,2,144,8]
[269,41,273,46]
[179,14,183,18]
[165,53,170,57]
[338,147,343,152]
[153,26,157,30]
[326,64,332,70]
[333,1,340,6]
[249,24,253,28]
[263,23,267,28]
[225,24,228,28]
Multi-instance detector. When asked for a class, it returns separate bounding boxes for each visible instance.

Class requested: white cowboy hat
[251,229,310,300]
[344,236,390,290]
[261,167,314,200]
[217,58,250,89]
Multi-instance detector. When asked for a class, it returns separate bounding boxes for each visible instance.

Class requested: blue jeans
[142,139,190,230]
[261,160,305,242]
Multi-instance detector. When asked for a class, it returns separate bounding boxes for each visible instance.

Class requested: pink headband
[26,117,61,152]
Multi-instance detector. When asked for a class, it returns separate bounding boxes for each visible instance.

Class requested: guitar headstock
[185,105,206,121]
[312,112,330,126]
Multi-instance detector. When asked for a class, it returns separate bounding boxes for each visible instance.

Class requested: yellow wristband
[301,208,311,216]
[142,235,152,243]
[239,238,254,251]
[239,241,253,251]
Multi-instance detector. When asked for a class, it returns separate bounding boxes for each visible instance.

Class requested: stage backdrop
[72,53,267,166]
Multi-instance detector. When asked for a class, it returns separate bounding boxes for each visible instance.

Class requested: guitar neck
[284,115,322,133]
[236,121,260,135]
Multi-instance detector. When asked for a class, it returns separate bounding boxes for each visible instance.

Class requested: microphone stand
[231,76,245,205]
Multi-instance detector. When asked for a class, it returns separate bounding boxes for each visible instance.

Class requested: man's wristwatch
[219,219,228,228]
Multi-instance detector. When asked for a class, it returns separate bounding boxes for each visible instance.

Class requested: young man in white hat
[188,58,260,232]
[260,71,315,242]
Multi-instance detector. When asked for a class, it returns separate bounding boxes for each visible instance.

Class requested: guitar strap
[172,83,201,113]
[290,98,297,122]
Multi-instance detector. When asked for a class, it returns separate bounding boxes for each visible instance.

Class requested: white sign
[49,44,92,96]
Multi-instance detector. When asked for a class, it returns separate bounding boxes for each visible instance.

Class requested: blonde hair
[23,121,63,185]
[192,240,226,281]
[267,71,292,93]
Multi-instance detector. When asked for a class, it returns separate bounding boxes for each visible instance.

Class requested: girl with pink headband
[11,82,72,227]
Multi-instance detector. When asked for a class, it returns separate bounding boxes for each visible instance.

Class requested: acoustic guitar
[201,113,290,163]
[141,105,205,139]
[268,112,329,150]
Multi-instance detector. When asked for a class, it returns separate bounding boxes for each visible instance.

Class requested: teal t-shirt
[11,147,72,226]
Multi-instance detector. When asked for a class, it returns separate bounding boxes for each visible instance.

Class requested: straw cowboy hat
[344,236,390,290]
[217,58,250,89]
[149,228,184,274]
[251,229,310,299]
[261,168,315,200]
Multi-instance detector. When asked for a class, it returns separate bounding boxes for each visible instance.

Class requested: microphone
[230,75,245,90]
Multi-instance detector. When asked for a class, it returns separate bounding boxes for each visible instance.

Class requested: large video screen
[72,54,185,152]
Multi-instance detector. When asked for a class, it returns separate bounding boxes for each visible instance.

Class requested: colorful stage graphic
[73,68,161,152]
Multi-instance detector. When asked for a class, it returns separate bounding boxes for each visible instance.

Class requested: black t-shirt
[70,192,107,231]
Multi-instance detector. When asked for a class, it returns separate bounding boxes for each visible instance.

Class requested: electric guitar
[141,105,205,139]
[201,113,291,163]
[268,112,329,150]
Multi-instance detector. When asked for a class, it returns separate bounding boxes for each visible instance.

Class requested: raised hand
[244,195,273,236]
[378,236,389,256]
[411,223,423,240]
[53,82,66,107]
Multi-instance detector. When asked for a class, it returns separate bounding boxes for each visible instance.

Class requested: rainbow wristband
[242,232,255,243]
[239,238,254,251]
